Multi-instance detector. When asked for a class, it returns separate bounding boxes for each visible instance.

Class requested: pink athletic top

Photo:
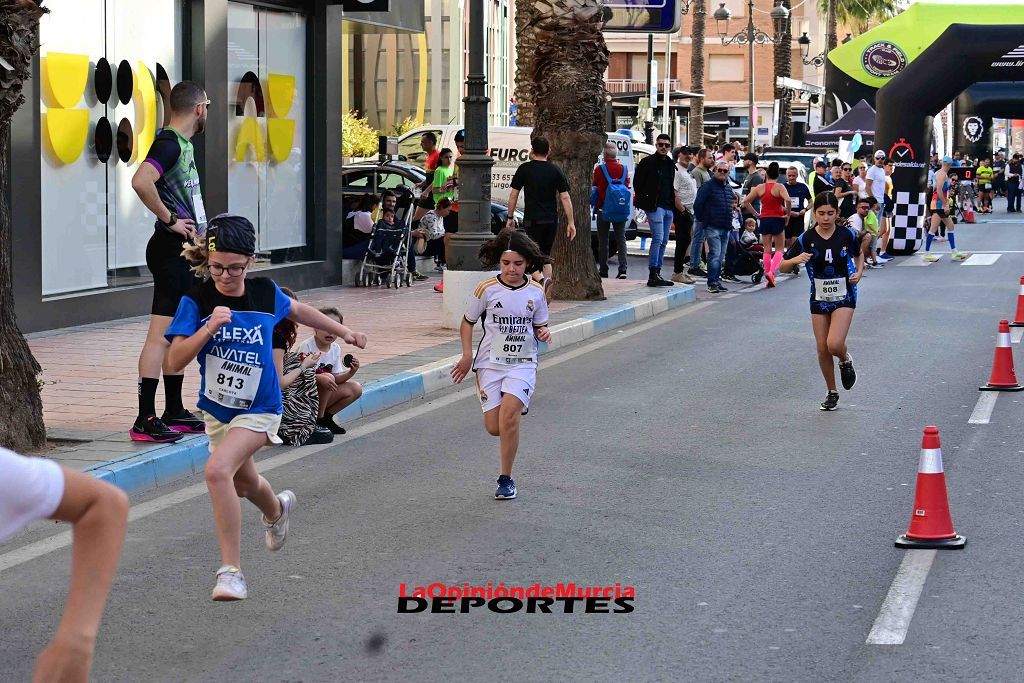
[760,182,786,218]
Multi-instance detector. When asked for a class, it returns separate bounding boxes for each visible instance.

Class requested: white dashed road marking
[968,391,999,424]
[867,550,937,645]
[961,253,1001,266]
[1011,328,1023,344]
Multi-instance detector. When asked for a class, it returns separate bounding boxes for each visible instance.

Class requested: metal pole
[663,32,672,140]
[645,33,655,143]
[447,0,493,270]
[747,0,755,147]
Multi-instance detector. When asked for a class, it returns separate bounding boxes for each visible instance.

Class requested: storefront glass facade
[38,0,182,295]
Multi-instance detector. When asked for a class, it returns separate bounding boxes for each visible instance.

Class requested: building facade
[12,0,364,333]
[343,0,515,132]
[605,0,828,146]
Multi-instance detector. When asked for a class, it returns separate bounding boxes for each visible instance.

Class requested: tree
[687,0,706,148]
[0,0,47,452]
[773,0,793,146]
[529,0,607,301]
[820,0,900,48]
[513,0,541,127]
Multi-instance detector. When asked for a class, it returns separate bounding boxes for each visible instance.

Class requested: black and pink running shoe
[162,409,206,434]
[130,415,185,443]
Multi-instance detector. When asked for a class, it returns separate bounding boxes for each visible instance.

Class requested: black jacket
[633,153,676,213]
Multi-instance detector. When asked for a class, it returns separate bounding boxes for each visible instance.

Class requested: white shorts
[201,412,283,453]
[474,365,536,413]
[0,448,65,543]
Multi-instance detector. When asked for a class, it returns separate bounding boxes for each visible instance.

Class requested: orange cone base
[979,383,1024,392]
[895,533,966,549]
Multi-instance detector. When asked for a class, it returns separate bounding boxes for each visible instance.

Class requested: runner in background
[977,158,994,213]
[780,193,862,412]
[923,157,970,262]
[451,228,551,500]
[740,162,791,288]
[130,81,211,443]
[166,214,367,601]
[1,448,128,683]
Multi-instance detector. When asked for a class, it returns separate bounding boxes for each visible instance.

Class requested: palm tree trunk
[514,0,541,127]
[531,0,607,300]
[688,0,706,148]
[0,0,47,452]
[826,0,837,53]
[773,0,793,146]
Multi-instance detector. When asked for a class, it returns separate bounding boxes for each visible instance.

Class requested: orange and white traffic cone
[1011,277,1024,328]
[895,426,966,549]
[980,320,1024,391]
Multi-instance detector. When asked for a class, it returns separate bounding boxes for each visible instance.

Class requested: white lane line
[898,255,942,266]
[968,391,999,424]
[1012,328,1024,344]
[961,253,1001,266]
[0,301,715,574]
[866,550,937,645]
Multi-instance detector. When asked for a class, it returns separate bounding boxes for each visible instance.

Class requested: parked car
[341,160,522,228]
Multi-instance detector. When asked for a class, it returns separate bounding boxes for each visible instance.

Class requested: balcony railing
[606,78,679,94]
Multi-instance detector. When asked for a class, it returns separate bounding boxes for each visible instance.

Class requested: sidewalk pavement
[27,275,696,492]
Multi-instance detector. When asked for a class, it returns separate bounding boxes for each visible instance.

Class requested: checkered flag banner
[890,191,928,253]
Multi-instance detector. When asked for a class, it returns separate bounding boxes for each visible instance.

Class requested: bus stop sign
[603,0,682,33]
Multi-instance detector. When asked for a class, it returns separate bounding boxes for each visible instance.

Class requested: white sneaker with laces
[211,565,247,601]
[263,490,296,551]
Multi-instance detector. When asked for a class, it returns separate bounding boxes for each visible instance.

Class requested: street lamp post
[448,0,493,272]
[713,0,790,147]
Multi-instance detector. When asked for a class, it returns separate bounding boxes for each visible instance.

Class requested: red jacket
[592,159,630,209]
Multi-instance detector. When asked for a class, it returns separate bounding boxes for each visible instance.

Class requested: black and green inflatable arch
[820,3,1024,253]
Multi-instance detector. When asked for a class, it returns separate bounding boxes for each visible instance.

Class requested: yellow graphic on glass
[267,74,296,118]
[43,109,90,164]
[267,118,296,162]
[134,62,158,162]
[41,53,89,108]
[235,117,267,162]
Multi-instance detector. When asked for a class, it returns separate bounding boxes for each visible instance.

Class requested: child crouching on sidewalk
[298,307,363,435]
[166,213,367,601]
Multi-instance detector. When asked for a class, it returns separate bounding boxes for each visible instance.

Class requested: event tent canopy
[805,99,876,150]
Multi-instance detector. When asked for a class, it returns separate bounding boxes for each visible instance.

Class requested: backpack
[599,163,632,223]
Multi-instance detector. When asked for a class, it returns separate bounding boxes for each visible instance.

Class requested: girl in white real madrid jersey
[451,228,551,500]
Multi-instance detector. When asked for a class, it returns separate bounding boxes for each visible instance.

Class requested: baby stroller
[733,238,766,284]
[357,220,411,288]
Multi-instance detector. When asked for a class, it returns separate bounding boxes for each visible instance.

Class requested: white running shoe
[211,565,247,601]
[263,490,296,551]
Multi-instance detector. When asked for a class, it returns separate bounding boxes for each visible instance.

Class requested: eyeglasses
[715,168,729,174]
[842,166,852,171]
[657,142,671,148]
[208,263,248,276]
[198,99,211,108]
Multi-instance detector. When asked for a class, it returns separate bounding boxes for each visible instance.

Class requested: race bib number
[204,354,261,409]
[192,192,208,231]
[814,277,848,302]
[490,331,534,365]
[983,183,992,190]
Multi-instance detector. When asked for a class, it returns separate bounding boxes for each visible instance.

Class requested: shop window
[38,0,182,296]
[227,2,308,261]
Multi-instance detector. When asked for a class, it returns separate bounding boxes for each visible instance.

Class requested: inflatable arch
[819,3,1024,253]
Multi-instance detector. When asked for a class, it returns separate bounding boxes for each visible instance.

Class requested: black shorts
[146,229,195,317]
[759,217,786,236]
[524,219,557,256]
[785,219,805,239]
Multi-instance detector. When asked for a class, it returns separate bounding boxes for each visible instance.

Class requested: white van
[397,125,636,206]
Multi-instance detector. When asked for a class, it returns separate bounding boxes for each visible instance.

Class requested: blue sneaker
[495,475,517,500]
